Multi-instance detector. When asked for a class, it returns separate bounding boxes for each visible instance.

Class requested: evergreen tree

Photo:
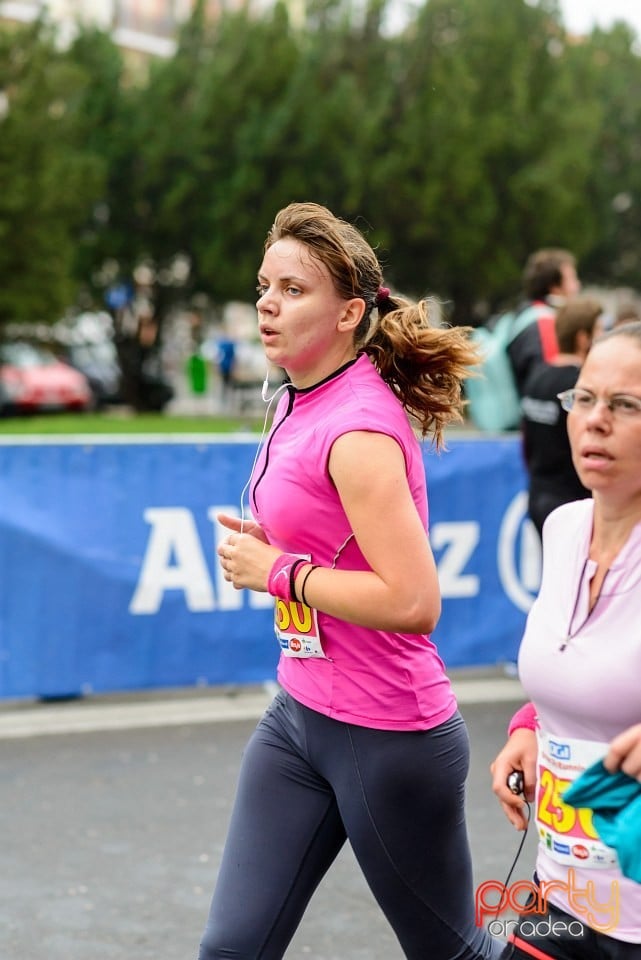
[0,20,104,331]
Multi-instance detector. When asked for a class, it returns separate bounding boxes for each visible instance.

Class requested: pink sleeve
[508,701,538,737]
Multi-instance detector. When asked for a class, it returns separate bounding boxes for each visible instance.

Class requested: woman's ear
[338,298,366,333]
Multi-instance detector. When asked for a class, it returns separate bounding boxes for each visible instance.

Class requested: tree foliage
[1,0,641,335]
[568,24,641,287]
[0,19,105,325]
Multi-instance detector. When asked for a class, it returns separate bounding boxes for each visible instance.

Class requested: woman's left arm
[314,429,441,633]
[604,724,641,781]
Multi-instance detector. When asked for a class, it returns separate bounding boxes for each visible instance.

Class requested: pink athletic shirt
[250,354,456,731]
[518,498,641,942]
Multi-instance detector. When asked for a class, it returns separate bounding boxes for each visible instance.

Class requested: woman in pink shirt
[196,203,508,960]
[491,322,641,958]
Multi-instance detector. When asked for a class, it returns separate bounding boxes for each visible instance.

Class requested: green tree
[5,0,638,336]
[88,2,297,310]
[373,0,602,319]
[0,20,104,331]
[203,0,394,295]
[571,24,641,289]
[63,26,128,299]
[106,0,394,309]
[104,1,214,287]
[186,2,303,302]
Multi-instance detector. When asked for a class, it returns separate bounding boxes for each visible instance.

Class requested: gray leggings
[198,689,506,960]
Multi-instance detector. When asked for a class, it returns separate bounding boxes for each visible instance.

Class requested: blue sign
[0,436,538,700]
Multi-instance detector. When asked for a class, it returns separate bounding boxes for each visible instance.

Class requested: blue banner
[0,435,539,700]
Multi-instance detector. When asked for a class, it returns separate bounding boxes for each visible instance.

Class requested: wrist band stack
[267,556,321,607]
[267,554,306,603]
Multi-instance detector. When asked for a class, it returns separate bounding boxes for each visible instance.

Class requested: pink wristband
[508,702,538,737]
[267,554,304,602]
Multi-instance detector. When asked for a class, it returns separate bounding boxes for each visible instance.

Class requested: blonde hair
[265,202,479,447]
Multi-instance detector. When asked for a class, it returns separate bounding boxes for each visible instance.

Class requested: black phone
[507,770,524,796]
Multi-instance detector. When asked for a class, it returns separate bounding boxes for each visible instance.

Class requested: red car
[0,342,93,415]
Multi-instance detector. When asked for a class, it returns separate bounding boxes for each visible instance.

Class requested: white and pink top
[518,498,641,942]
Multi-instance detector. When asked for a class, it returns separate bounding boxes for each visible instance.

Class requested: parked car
[64,340,122,408]
[0,342,93,416]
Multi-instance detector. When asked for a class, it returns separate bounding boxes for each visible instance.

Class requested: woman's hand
[216,514,280,592]
[490,728,538,831]
[604,723,641,781]
[217,512,269,543]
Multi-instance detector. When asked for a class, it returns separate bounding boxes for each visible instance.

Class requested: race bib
[274,598,324,657]
[535,731,618,870]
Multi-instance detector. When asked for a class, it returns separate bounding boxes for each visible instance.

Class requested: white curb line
[0,678,524,740]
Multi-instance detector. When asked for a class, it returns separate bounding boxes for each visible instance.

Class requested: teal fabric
[563,759,641,884]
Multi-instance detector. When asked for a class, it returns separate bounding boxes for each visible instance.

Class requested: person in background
[197,202,508,960]
[507,248,581,398]
[613,301,641,329]
[215,335,236,408]
[491,320,641,958]
[521,295,603,537]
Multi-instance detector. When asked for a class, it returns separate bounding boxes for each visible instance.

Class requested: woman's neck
[287,346,357,389]
[590,496,641,565]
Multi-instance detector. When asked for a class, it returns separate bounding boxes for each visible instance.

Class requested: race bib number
[535,731,618,869]
[274,598,324,657]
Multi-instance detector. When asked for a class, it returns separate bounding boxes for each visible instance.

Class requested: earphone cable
[238,382,289,533]
[493,798,532,922]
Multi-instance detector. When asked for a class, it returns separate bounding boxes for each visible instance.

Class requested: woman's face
[568,336,641,506]
[256,237,361,387]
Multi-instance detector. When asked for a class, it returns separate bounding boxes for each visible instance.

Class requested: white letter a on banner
[130,507,215,614]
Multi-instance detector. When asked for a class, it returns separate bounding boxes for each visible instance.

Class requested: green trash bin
[186,352,208,395]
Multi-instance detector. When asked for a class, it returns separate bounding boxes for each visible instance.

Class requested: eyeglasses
[557,388,641,417]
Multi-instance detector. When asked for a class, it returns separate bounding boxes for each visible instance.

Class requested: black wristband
[300,565,320,607]
[289,559,306,603]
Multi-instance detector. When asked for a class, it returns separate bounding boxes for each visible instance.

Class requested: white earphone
[261,374,288,405]
[239,376,289,531]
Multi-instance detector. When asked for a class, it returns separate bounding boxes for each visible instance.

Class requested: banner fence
[0,434,538,700]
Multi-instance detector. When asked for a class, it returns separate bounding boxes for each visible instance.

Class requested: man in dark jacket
[521,295,602,537]
[507,248,581,398]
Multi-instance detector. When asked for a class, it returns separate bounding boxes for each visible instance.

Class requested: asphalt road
[0,681,537,960]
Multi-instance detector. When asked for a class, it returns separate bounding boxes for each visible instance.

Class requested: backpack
[465,305,542,433]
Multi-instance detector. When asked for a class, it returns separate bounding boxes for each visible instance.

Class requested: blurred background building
[0,0,223,58]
